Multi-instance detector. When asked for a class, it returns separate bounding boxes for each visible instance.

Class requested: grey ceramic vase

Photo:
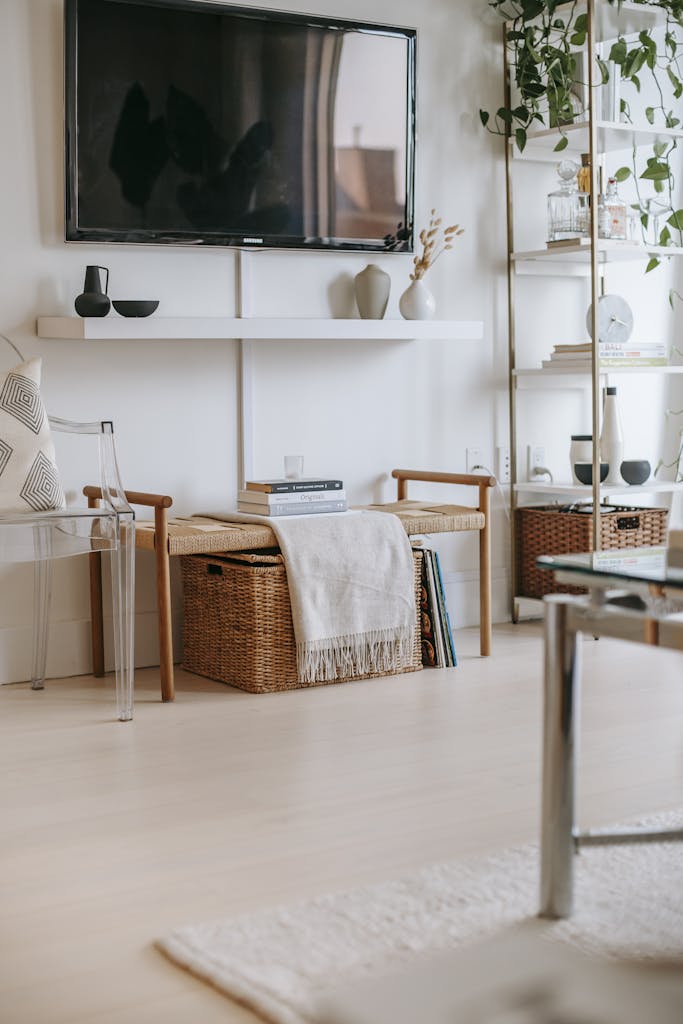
[354,264,391,319]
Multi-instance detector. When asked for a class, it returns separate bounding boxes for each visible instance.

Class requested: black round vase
[74,291,111,317]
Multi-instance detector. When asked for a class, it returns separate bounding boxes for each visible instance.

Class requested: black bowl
[620,459,651,486]
[574,462,608,485]
[112,300,159,317]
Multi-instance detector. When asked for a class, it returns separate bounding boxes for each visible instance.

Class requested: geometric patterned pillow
[0,358,65,513]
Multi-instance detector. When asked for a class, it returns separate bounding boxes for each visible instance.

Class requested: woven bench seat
[85,469,495,702]
[134,503,485,557]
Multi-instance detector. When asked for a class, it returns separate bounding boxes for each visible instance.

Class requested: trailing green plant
[606,4,683,265]
[481,0,683,268]
[481,0,590,153]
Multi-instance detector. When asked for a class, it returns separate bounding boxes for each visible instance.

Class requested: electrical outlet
[466,446,483,474]
[496,445,510,484]
[527,444,547,481]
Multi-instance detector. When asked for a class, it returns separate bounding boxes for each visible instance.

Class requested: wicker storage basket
[181,547,423,692]
[517,503,669,598]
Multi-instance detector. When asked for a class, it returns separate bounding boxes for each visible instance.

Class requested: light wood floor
[1,623,682,1023]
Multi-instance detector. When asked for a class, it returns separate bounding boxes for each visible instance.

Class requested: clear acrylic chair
[0,343,135,721]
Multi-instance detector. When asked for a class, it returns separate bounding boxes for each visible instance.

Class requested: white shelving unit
[511,120,683,163]
[514,366,683,386]
[504,0,683,620]
[512,240,683,264]
[36,316,484,342]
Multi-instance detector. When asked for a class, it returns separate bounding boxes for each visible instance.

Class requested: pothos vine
[481,0,683,269]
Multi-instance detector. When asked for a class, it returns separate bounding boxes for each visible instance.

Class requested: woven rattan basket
[181,547,423,692]
[517,503,669,598]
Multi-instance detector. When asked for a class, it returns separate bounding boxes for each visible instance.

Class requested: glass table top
[537,546,683,591]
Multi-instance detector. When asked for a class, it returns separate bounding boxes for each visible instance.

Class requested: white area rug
[157,810,683,1024]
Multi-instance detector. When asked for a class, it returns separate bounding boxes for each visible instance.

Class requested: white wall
[0,0,509,682]
[1,0,680,683]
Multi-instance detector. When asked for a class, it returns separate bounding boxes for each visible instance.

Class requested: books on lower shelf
[542,340,668,369]
[245,477,344,494]
[238,498,348,516]
[419,548,456,668]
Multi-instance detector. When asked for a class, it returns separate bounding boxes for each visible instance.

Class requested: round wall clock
[586,294,634,345]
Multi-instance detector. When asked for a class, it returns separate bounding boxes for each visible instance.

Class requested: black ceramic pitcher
[74,265,110,317]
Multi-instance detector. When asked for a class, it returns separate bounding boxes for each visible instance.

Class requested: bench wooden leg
[479,485,492,657]
[154,505,175,702]
[89,550,105,676]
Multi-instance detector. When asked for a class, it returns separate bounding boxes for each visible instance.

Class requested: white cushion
[0,358,65,513]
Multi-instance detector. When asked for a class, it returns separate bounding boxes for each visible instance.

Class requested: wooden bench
[84,469,495,701]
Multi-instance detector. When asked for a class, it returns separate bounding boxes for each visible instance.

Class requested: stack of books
[542,340,668,369]
[238,478,347,516]
[419,548,457,668]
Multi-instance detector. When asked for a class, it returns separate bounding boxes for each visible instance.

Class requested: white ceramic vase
[399,278,436,320]
[354,264,390,320]
[600,385,624,484]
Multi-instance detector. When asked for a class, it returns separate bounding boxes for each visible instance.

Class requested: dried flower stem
[411,209,464,281]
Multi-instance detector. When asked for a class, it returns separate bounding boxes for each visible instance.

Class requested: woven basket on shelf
[181,547,423,693]
[517,503,669,598]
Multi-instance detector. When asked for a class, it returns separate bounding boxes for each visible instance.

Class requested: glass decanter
[547,160,590,241]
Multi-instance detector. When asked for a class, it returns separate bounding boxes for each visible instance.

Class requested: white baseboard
[440,567,511,629]
[0,570,512,685]
[0,611,166,685]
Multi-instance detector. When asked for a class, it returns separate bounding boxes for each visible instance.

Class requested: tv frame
[64,0,416,253]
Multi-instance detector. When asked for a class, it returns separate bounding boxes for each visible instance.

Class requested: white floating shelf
[515,481,683,497]
[36,316,484,342]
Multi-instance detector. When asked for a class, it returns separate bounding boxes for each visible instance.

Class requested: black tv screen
[65,0,416,251]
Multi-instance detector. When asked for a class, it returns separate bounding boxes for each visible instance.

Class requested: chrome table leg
[540,595,581,919]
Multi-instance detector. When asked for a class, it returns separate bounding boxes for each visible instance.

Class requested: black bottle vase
[74,265,111,317]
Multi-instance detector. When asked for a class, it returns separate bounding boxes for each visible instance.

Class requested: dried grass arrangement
[411,211,464,281]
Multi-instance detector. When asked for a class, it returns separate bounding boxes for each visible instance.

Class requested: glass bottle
[599,177,627,240]
[600,386,624,484]
[547,160,590,241]
[577,153,591,195]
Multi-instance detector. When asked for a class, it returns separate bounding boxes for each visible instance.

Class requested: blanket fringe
[297,625,415,683]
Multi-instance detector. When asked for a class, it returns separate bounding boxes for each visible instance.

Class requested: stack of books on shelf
[238,478,347,516]
[419,548,457,668]
[542,340,668,369]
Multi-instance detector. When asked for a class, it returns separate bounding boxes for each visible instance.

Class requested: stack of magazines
[238,478,347,516]
[419,548,457,667]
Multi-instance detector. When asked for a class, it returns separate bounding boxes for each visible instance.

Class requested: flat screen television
[64,0,416,252]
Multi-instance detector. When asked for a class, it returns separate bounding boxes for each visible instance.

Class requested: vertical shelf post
[503,18,519,622]
[587,0,602,550]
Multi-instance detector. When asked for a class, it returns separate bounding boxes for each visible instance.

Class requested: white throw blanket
[201,509,416,682]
